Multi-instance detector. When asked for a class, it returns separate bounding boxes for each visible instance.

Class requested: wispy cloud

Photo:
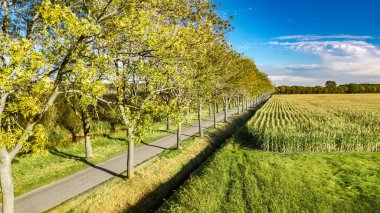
[269,75,317,83]
[258,35,380,85]
[284,64,322,71]
[269,40,380,77]
[274,35,375,41]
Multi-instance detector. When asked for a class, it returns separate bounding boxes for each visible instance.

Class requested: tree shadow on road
[140,142,176,151]
[157,130,175,134]
[50,149,127,179]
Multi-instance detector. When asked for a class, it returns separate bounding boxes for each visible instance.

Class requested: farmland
[249,94,380,152]
[159,94,380,212]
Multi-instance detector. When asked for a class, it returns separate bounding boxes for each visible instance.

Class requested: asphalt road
[6,107,243,213]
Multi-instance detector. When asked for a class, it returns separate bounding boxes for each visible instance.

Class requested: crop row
[247,94,380,152]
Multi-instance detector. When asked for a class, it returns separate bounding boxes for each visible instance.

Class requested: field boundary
[140,99,270,212]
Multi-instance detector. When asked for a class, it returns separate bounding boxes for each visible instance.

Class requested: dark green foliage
[276,83,380,94]
[91,121,117,136]
[58,106,82,139]
[325,80,337,88]
[38,95,121,148]
[46,127,71,148]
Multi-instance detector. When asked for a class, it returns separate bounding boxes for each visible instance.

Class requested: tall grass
[159,141,380,212]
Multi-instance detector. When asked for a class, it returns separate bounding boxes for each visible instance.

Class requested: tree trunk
[223,101,227,122]
[84,135,93,160]
[118,105,134,178]
[242,97,244,111]
[0,93,9,128]
[176,121,182,149]
[82,115,93,160]
[186,104,190,116]
[216,103,219,113]
[213,101,217,128]
[0,73,60,213]
[237,96,240,114]
[208,103,212,116]
[127,127,134,179]
[166,114,170,130]
[241,97,244,112]
[0,149,14,213]
[198,100,203,137]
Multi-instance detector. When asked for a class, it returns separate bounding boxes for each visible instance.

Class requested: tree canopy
[0,0,274,212]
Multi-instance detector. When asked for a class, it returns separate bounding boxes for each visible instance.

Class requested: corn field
[248,94,380,152]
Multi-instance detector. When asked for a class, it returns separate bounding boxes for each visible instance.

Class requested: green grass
[48,110,254,213]
[10,106,218,197]
[159,139,380,213]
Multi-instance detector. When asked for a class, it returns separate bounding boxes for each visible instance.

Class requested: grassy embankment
[48,107,258,212]
[159,140,380,212]
[11,107,215,197]
[158,94,380,212]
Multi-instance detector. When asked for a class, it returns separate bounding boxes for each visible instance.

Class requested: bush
[47,126,71,148]
[92,121,116,136]
[58,107,82,139]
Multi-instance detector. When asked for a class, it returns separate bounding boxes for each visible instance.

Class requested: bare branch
[96,0,114,23]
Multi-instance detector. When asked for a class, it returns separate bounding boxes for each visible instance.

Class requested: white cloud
[269,40,380,77]
[285,64,321,70]
[269,75,317,83]
[274,35,375,41]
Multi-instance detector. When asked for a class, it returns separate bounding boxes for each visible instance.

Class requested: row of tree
[0,0,274,212]
[276,82,380,94]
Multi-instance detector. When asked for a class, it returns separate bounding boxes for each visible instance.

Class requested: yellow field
[248,94,380,152]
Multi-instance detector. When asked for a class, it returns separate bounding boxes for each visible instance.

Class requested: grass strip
[48,109,257,213]
[11,108,213,197]
[158,131,380,212]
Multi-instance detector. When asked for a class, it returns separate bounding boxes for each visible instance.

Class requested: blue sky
[215,0,380,86]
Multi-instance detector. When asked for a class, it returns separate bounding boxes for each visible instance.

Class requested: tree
[64,58,107,160]
[104,0,201,177]
[204,42,231,127]
[160,0,230,147]
[0,1,275,211]
[0,0,114,211]
[325,80,337,88]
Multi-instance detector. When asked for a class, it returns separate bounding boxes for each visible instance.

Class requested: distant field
[159,94,380,212]
[248,94,380,152]
[159,145,380,212]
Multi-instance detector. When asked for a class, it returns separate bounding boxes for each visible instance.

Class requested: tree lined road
[3,109,240,213]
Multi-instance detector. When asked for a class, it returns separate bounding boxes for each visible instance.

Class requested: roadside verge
[48,102,267,213]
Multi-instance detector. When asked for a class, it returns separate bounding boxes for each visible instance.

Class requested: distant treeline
[276,84,380,94]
